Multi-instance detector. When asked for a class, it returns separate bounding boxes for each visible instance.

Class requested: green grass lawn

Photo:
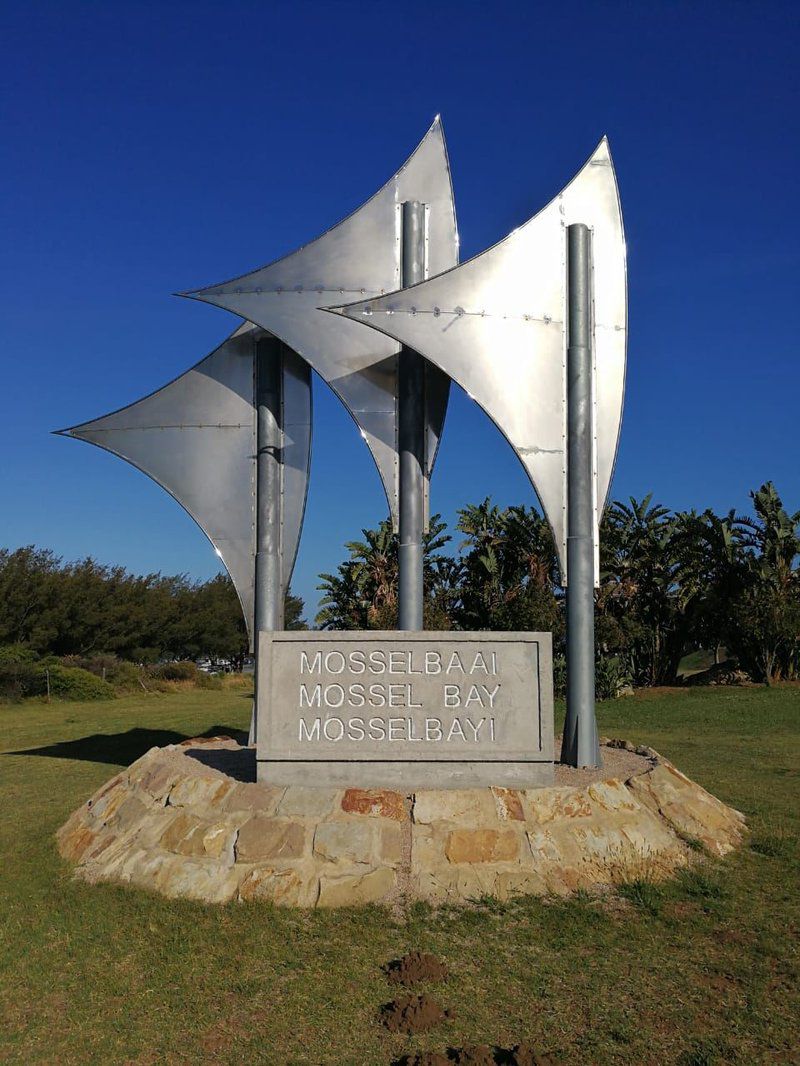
[1,685,798,1065]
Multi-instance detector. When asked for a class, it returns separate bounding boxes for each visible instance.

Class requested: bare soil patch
[381,994,450,1034]
[397,1046,555,1065]
[385,951,449,988]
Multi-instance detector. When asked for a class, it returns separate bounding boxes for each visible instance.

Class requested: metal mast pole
[250,335,283,746]
[561,223,601,768]
[398,201,426,631]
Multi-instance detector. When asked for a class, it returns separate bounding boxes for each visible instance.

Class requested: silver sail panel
[58,322,312,642]
[180,117,458,528]
[331,138,627,585]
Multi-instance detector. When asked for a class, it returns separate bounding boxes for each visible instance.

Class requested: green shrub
[152,660,199,682]
[0,659,47,701]
[105,659,145,691]
[196,671,223,690]
[553,654,567,698]
[596,654,631,700]
[553,652,631,700]
[0,643,40,666]
[61,653,144,692]
[0,653,115,702]
[46,664,115,701]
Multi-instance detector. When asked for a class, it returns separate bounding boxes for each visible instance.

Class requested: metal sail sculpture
[180,116,459,530]
[332,137,627,767]
[57,322,312,645]
[331,137,626,587]
[58,123,627,770]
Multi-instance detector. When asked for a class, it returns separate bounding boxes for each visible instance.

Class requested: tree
[285,589,307,631]
[598,495,684,685]
[316,515,453,629]
[454,500,561,635]
[726,483,800,683]
[672,508,743,665]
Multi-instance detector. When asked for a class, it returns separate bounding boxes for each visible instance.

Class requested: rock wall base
[57,737,745,908]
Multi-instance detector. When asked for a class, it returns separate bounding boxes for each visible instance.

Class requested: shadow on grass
[4,725,248,769]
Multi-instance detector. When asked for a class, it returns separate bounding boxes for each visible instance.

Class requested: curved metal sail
[181,117,459,529]
[331,138,627,584]
[57,322,312,642]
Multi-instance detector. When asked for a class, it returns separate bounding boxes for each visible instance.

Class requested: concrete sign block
[257,631,554,788]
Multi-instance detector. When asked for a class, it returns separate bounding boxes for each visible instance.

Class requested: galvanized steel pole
[398,201,426,631]
[250,336,283,745]
[561,224,601,768]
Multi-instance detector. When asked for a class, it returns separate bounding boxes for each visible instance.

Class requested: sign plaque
[257,631,554,788]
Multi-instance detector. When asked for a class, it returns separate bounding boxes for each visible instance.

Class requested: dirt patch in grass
[398,1046,554,1065]
[381,994,450,1034]
[385,952,449,988]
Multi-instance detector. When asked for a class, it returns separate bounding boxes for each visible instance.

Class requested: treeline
[317,482,800,689]
[0,548,305,667]
[3,480,797,700]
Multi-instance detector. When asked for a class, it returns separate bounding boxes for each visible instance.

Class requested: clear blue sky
[2,1,798,618]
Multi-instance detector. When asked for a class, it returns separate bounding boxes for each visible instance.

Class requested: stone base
[257,759,554,789]
[57,737,746,908]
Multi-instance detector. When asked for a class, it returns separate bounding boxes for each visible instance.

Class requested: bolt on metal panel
[56,321,312,644]
[330,138,626,585]
[179,117,459,530]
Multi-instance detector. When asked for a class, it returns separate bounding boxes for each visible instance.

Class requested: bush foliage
[1,481,796,697]
[318,482,800,688]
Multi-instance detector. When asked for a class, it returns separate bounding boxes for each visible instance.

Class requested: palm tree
[672,508,742,666]
[316,515,453,629]
[727,483,800,683]
[455,500,560,633]
[600,495,684,685]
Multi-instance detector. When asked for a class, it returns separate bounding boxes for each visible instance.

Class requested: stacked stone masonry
[57,737,746,907]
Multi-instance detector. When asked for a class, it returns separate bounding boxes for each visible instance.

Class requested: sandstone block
[587,779,641,813]
[124,749,161,785]
[313,820,377,864]
[132,809,179,848]
[154,857,241,903]
[235,817,305,863]
[58,822,98,864]
[135,762,182,804]
[117,846,167,887]
[83,833,120,864]
[380,823,403,865]
[491,787,525,821]
[277,787,340,819]
[410,824,443,871]
[167,776,233,810]
[526,827,567,864]
[627,762,745,856]
[85,773,127,818]
[445,828,520,864]
[159,812,208,857]
[341,788,406,821]
[523,786,593,824]
[87,785,129,825]
[202,822,237,861]
[223,782,285,816]
[238,866,318,907]
[413,789,498,826]
[494,868,549,900]
[110,795,149,832]
[317,865,395,907]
